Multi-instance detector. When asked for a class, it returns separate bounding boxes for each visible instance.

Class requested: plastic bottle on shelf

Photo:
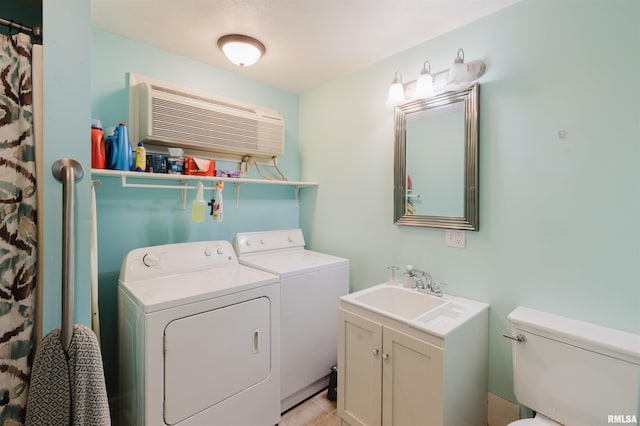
[212,183,224,222]
[91,119,106,169]
[191,182,206,222]
[135,142,146,172]
[107,123,133,171]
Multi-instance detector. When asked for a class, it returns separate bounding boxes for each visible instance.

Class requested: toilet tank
[508,307,640,426]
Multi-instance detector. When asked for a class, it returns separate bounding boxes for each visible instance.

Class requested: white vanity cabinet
[338,309,444,426]
[337,284,489,426]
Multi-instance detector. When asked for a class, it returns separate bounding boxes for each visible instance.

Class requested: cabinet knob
[382,353,389,361]
[372,348,379,356]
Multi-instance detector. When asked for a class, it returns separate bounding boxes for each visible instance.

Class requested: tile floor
[279,389,339,426]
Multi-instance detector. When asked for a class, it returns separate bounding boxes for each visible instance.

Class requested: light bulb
[414,61,434,99]
[447,48,470,87]
[386,71,406,106]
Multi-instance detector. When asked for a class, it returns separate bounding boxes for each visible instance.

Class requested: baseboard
[281,375,330,413]
[487,393,519,426]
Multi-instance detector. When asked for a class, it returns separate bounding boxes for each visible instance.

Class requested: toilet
[505,307,640,425]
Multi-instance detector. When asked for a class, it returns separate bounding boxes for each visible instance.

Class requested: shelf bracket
[234,183,241,208]
[294,185,301,208]
[180,181,187,210]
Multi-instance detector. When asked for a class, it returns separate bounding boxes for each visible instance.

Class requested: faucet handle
[431,282,447,296]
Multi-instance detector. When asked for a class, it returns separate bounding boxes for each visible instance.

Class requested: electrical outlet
[445,230,466,248]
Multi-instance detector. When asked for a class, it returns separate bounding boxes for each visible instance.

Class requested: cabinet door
[382,327,444,426]
[338,309,383,426]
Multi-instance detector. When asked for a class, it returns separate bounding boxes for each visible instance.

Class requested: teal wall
[299,0,640,403]
[42,0,92,334]
[90,28,302,395]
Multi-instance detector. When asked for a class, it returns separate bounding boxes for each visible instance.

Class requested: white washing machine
[118,240,281,426]
[234,229,349,411]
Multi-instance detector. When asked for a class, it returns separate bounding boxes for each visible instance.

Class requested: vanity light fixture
[386,48,486,105]
[217,34,266,67]
[413,61,434,99]
[386,71,406,106]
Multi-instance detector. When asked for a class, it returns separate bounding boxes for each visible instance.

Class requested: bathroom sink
[341,283,489,337]
[352,285,449,320]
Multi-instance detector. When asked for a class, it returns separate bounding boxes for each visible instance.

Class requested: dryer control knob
[142,253,159,267]
[260,239,265,245]
[204,248,212,256]
[288,236,294,243]
[216,247,224,255]
[246,240,252,246]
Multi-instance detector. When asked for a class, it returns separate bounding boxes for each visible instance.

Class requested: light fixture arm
[391,71,403,85]
[420,61,431,76]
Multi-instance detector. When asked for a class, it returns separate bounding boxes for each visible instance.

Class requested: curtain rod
[0,17,42,40]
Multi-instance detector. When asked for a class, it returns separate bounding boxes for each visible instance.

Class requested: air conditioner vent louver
[133,81,284,158]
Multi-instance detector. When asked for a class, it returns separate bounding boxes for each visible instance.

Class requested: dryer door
[163,297,271,425]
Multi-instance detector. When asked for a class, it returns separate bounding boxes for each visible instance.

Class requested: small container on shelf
[183,157,215,177]
[145,153,167,173]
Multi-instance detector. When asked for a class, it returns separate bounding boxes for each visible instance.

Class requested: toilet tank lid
[508,307,640,365]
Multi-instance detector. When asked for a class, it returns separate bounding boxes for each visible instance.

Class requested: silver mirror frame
[393,83,479,230]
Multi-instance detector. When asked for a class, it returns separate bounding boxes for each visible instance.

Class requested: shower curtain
[0,32,38,425]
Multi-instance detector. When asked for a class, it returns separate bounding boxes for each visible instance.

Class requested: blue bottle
[107,123,133,171]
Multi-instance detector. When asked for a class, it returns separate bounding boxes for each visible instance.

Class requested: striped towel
[25,325,110,425]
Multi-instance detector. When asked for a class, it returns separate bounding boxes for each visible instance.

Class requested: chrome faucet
[405,265,445,297]
[406,265,432,288]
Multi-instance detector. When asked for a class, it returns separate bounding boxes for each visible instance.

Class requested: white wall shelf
[91,169,318,209]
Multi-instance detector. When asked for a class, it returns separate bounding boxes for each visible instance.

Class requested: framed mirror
[393,83,479,230]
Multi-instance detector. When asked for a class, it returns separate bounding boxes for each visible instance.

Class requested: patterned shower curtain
[0,32,38,425]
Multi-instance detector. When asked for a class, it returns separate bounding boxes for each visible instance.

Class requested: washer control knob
[204,248,212,256]
[216,247,224,255]
[288,236,294,243]
[246,240,252,246]
[142,253,159,267]
[260,239,265,245]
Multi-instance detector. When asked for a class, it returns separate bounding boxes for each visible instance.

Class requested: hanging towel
[25,325,110,426]
[24,328,69,425]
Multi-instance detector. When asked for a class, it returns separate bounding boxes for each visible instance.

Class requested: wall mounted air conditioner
[130,77,284,158]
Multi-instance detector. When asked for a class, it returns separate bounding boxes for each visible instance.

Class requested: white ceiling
[91,0,519,94]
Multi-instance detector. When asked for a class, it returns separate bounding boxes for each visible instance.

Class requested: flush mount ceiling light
[217,34,266,67]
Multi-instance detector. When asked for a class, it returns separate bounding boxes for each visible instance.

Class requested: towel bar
[52,158,83,352]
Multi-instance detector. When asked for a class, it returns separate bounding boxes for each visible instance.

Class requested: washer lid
[119,264,278,313]
[239,249,348,277]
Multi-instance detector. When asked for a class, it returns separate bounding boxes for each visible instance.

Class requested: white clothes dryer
[234,229,349,411]
[118,240,280,426]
